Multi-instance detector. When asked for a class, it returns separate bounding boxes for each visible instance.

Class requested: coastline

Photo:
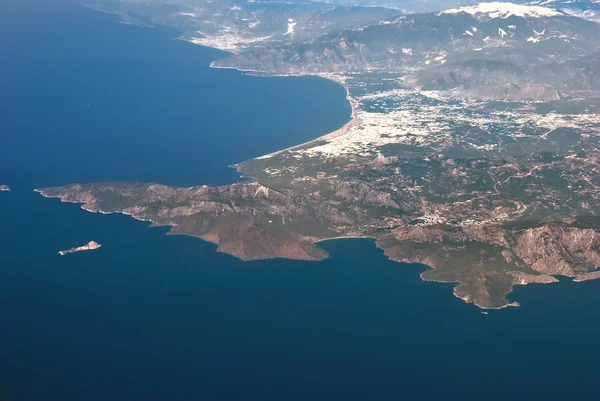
[204,58,590,310]
[209,62,359,162]
[452,287,521,310]
[314,235,373,243]
[210,60,384,253]
[32,36,540,310]
[32,20,593,311]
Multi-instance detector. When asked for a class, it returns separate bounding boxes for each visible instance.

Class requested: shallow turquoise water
[1,2,600,401]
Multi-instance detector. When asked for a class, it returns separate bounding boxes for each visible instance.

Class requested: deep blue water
[2,2,600,401]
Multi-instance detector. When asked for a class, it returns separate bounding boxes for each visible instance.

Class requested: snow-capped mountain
[441,2,564,19]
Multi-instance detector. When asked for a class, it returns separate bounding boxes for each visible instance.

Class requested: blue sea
[1,2,600,400]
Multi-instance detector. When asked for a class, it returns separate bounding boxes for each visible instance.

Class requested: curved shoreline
[208,62,358,161]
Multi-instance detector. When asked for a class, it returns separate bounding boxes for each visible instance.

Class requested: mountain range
[208,2,600,100]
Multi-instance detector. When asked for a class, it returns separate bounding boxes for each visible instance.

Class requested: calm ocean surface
[1,2,600,400]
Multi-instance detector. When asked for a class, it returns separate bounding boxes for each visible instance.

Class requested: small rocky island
[58,241,101,256]
[0,185,10,192]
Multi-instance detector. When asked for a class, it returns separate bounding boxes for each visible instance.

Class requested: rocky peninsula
[36,85,600,310]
